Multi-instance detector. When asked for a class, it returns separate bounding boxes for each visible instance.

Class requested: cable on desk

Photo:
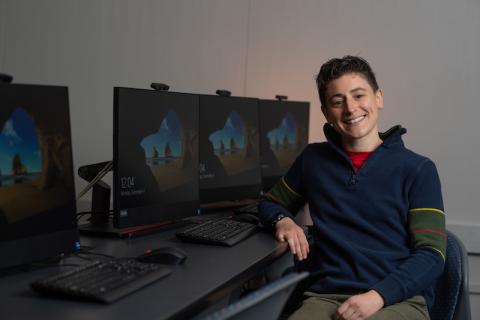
[76,210,113,221]
[72,250,115,262]
[0,256,82,277]
[1,250,115,278]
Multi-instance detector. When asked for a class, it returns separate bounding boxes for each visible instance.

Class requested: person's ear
[375,89,384,110]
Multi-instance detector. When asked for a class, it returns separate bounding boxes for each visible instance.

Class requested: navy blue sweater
[259,125,446,310]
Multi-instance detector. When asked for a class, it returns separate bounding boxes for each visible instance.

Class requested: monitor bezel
[113,87,200,229]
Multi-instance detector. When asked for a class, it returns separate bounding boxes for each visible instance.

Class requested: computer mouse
[136,246,187,265]
[232,213,260,225]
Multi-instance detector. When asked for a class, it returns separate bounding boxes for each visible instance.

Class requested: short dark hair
[316,55,379,106]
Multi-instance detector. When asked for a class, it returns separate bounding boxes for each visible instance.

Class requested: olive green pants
[288,292,429,320]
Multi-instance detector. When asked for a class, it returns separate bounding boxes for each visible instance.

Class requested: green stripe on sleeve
[263,177,305,212]
[408,209,447,260]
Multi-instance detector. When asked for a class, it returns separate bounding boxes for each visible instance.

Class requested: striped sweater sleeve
[372,159,446,306]
[408,207,446,260]
[258,151,307,230]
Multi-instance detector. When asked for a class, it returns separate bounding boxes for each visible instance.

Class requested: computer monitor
[113,87,199,229]
[258,99,310,191]
[0,84,79,270]
[199,95,261,205]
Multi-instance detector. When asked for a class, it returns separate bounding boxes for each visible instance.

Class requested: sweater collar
[323,124,407,149]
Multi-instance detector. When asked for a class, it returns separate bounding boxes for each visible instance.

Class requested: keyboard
[176,218,258,246]
[30,259,172,303]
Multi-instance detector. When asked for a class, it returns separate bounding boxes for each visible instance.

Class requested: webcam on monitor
[0,73,13,83]
[275,95,288,101]
[150,83,170,91]
[215,89,231,97]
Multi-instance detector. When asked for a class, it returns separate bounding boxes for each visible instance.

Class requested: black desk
[0,225,288,320]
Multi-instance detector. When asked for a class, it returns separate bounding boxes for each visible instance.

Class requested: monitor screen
[113,87,199,228]
[258,99,310,191]
[0,84,79,270]
[199,95,261,204]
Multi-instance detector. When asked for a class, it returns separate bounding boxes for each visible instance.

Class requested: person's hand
[336,290,384,320]
[275,217,309,261]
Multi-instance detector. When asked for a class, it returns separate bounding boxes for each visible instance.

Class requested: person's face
[321,73,384,148]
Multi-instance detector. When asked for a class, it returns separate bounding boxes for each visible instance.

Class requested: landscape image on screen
[208,111,257,176]
[0,106,74,234]
[266,112,298,169]
[140,110,192,192]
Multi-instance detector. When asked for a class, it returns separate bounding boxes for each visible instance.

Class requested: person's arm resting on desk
[259,156,309,261]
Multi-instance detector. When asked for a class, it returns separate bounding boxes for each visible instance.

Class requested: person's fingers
[276,224,309,259]
[336,302,349,319]
[300,239,308,260]
[291,233,302,259]
[337,300,359,320]
[341,308,354,320]
[287,236,297,255]
[298,232,309,259]
[292,229,307,260]
[352,311,362,320]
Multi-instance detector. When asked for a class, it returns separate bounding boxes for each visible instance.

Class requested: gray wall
[1,0,479,314]
[0,0,6,67]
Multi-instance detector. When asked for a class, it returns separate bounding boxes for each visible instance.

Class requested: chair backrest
[203,272,309,320]
[430,230,471,320]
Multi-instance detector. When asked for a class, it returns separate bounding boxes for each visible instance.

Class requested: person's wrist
[368,290,385,308]
[272,214,288,228]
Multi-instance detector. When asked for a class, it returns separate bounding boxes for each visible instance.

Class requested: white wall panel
[0,0,7,72]
[2,0,250,193]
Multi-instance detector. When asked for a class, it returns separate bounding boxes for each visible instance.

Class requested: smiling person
[258,56,446,320]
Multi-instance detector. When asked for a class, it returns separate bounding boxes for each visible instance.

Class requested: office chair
[203,272,309,320]
[430,230,472,320]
